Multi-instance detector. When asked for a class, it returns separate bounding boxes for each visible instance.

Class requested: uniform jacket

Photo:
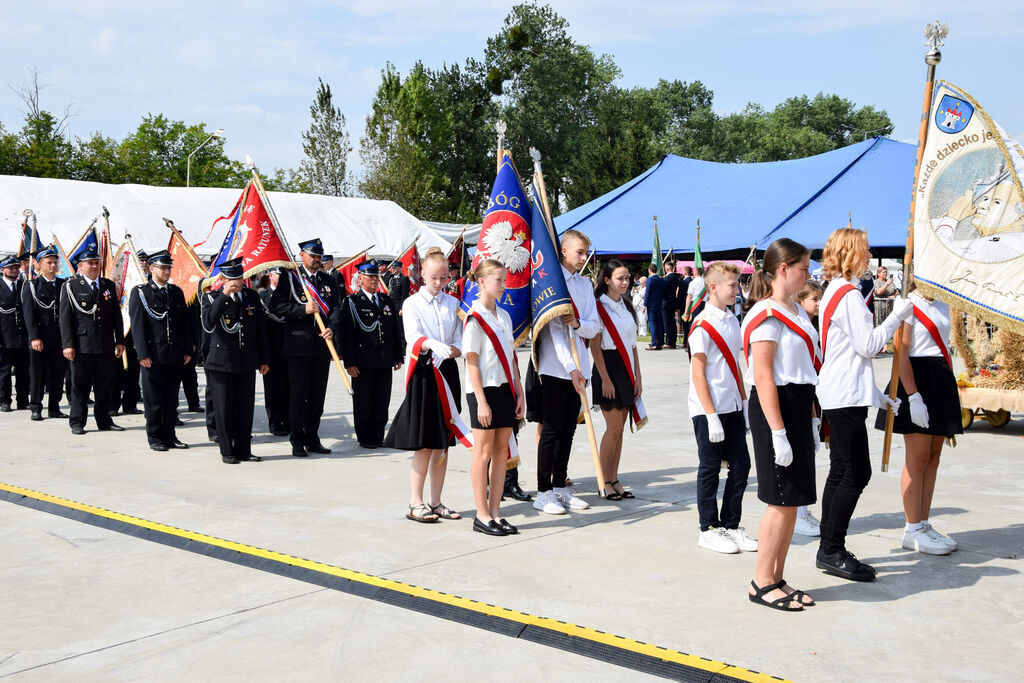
[59,275,124,354]
[129,281,195,365]
[388,274,411,311]
[662,272,681,310]
[339,290,403,370]
[268,269,342,359]
[201,288,269,373]
[259,287,287,362]
[21,276,64,348]
[0,279,27,349]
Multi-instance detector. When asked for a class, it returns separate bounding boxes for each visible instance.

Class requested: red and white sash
[596,301,648,431]
[465,309,521,468]
[819,283,858,356]
[689,315,743,394]
[912,304,952,367]
[407,336,473,449]
[742,301,822,372]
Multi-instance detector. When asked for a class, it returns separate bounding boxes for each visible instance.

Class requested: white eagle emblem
[482,220,530,273]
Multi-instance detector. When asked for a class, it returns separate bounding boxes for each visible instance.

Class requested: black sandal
[748,580,804,612]
[610,480,635,499]
[406,504,439,523]
[778,580,815,607]
[604,482,623,501]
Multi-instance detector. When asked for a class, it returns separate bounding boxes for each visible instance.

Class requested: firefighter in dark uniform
[339,262,404,448]
[22,246,67,420]
[268,238,342,457]
[259,267,290,436]
[0,254,29,412]
[201,257,269,464]
[59,248,125,434]
[129,250,194,451]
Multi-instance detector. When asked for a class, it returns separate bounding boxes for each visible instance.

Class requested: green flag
[685,223,707,317]
[652,223,664,276]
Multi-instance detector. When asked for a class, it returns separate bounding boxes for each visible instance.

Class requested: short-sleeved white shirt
[462,301,516,389]
[741,299,819,386]
[687,304,744,417]
[906,292,952,359]
[596,294,638,351]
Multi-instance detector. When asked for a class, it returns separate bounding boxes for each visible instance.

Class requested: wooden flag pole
[250,173,352,394]
[531,148,607,499]
[495,120,507,175]
[882,22,946,473]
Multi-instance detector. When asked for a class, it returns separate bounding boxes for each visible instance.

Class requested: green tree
[72,132,126,184]
[0,123,22,176]
[300,78,352,196]
[17,110,74,178]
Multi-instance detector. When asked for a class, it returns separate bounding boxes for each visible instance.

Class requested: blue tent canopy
[554,137,915,256]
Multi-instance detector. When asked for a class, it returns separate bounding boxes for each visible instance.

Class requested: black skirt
[383,356,461,450]
[749,383,817,507]
[467,383,517,429]
[592,349,636,409]
[874,356,963,438]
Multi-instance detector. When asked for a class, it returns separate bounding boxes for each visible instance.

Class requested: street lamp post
[186,127,224,187]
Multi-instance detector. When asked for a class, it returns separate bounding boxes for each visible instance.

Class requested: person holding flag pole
[682,220,708,355]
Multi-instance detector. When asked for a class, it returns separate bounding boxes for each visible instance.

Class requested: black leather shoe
[0,403,11,413]
[150,442,169,452]
[222,455,240,464]
[498,518,519,534]
[307,442,331,454]
[238,454,263,462]
[187,405,203,413]
[472,517,507,536]
[48,409,68,418]
[358,442,376,449]
[122,407,143,415]
[71,426,86,435]
[503,482,533,502]
[816,549,876,582]
[31,410,43,421]
[291,445,308,457]
[270,428,290,437]
[168,440,189,449]
[100,423,126,432]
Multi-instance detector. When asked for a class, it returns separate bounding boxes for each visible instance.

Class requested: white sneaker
[723,527,759,552]
[922,523,958,551]
[553,487,589,510]
[794,511,821,537]
[902,528,951,555]
[532,490,566,515]
[698,528,740,554]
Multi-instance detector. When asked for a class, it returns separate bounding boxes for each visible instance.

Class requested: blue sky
[2,1,1022,179]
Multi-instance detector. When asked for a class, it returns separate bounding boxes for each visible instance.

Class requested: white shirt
[463,301,516,389]
[82,275,97,289]
[360,287,380,307]
[537,265,600,380]
[741,299,819,386]
[906,292,951,359]
[688,304,744,417]
[817,277,902,409]
[402,288,463,358]
[687,276,705,299]
[596,294,637,351]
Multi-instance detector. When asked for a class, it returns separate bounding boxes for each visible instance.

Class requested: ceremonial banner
[651,222,664,275]
[397,241,421,295]
[447,231,468,275]
[461,153,533,343]
[337,250,369,294]
[52,237,74,279]
[913,81,1024,333]
[167,229,208,303]
[240,179,296,278]
[111,239,148,335]
[685,228,706,317]
[527,184,574,339]
[69,222,99,266]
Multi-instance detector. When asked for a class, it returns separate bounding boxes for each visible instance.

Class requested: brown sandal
[406,504,439,523]
[429,503,461,520]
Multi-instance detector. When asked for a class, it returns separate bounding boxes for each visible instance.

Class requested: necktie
[92,281,98,295]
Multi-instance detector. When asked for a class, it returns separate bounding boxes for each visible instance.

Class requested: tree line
[1,3,893,222]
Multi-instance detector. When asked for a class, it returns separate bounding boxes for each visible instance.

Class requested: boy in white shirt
[688,262,757,553]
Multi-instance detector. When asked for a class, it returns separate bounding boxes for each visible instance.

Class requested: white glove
[706,413,725,443]
[422,339,451,361]
[771,429,793,467]
[891,297,914,321]
[742,399,750,432]
[873,387,902,414]
[908,392,930,428]
[812,417,821,454]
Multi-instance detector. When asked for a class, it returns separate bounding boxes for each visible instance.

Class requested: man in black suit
[21,247,66,420]
[643,263,665,350]
[259,267,290,436]
[0,254,29,412]
[201,258,269,464]
[269,237,342,457]
[662,261,681,349]
[59,249,125,435]
[129,250,195,452]
[339,263,404,448]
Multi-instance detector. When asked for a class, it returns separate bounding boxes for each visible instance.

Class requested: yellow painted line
[0,482,789,682]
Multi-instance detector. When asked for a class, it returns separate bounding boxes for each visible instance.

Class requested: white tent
[0,175,450,259]
[421,221,481,246]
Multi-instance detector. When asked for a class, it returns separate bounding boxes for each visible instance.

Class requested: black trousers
[819,406,872,554]
[351,366,391,445]
[29,346,66,412]
[262,358,290,432]
[141,363,183,445]
[537,376,581,492]
[181,356,200,409]
[207,368,256,458]
[0,346,29,406]
[662,308,677,347]
[205,383,216,439]
[286,356,331,447]
[69,352,116,430]
[693,411,751,531]
[116,340,141,411]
